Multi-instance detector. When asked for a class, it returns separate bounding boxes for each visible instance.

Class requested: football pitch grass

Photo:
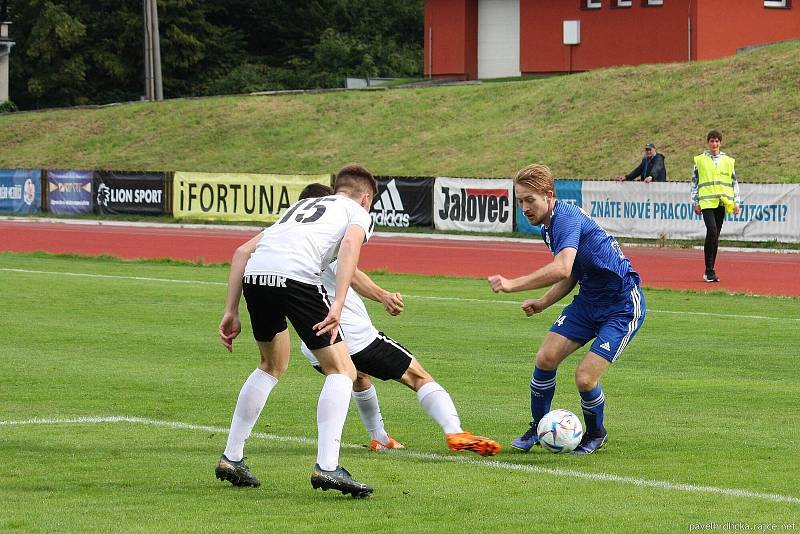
[1,252,798,532]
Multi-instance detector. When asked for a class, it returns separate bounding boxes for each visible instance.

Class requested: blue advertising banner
[0,169,42,213]
[47,170,93,214]
[517,179,584,235]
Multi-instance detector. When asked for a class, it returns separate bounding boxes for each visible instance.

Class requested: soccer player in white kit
[215,165,377,497]
[298,184,501,458]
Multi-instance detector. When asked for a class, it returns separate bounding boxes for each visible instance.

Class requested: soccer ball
[537,409,584,453]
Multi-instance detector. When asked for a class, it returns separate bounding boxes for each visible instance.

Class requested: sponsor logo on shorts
[243,275,287,287]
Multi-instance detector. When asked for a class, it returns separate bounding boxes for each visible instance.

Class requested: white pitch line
[0,415,364,450]
[2,415,798,505]
[0,267,224,286]
[1,267,798,322]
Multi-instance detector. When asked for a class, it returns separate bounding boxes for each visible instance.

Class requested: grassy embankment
[2,41,799,183]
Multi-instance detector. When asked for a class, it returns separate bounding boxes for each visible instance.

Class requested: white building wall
[477,0,520,79]
[0,23,13,102]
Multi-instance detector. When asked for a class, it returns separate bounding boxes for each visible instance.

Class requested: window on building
[584,0,602,9]
[642,0,664,6]
[614,0,633,7]
[764,0,790,8]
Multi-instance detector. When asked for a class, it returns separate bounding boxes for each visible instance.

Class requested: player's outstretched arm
[488,248,577,293]
[521,275,577,316]
[314,224,367,342]
[351,269,404,316]
[219,232,262,352]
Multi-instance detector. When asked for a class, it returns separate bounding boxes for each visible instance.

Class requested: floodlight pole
[150,0,163,100]
[143,0,163,101]
[143,0,152,100]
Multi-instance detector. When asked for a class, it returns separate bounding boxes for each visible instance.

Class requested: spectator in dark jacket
[617,143,667,183]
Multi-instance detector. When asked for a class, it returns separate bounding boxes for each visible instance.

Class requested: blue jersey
[542,201,639,299]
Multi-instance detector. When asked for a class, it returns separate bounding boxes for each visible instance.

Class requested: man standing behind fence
[617,143,667,183]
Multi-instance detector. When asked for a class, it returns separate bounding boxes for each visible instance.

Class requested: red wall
[426,0,800,77]
[424,0,478,79]
[695,0,800,60]
[519,0,691,73]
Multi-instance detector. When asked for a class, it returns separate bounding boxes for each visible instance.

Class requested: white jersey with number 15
[244,194,373,285]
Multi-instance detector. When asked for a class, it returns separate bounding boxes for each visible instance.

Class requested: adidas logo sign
[599,341,611,351]
[372,180,410,227]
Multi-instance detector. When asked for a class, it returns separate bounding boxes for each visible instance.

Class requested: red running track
[1,218,799,297]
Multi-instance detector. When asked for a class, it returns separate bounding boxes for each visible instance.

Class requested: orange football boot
[446,432,501,457]
[369,435,406,451]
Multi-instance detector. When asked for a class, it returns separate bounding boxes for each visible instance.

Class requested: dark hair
[299,182,333,200]
[334,163,378,196]
[706,129,722,142]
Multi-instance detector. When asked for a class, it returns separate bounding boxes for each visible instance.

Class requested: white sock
[417,381,463,435]
[316,373,353,471]
[352,385,390,444]
[223,369,278,462]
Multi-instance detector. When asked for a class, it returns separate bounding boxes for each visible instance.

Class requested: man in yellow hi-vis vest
[691,130,741,283]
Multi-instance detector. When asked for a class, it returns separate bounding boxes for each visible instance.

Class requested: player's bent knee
[574,353,610,390]
[256,335,290,378]
[574,362,606,390]
[353,373,372,392]
[535,351,560,370]
[400,374,433,392]
[323,360,357,380]
[399,358,432,390]
[574,371,597,391]
[314,343,357,380]
[259,360,288,378]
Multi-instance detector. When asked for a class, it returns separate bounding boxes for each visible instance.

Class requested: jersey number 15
[277,197,335,224]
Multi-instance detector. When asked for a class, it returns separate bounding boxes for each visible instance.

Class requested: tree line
[5,0,423,110]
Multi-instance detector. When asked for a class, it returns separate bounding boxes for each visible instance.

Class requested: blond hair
[514,164,555,195]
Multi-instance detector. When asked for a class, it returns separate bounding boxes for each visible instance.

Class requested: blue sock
[579,385,606,437]
[530,367,557,426]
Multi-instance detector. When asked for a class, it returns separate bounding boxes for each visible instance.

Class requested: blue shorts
[549,284,646,363]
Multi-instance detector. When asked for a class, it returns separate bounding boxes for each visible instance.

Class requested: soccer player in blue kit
[488,164,646,455]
